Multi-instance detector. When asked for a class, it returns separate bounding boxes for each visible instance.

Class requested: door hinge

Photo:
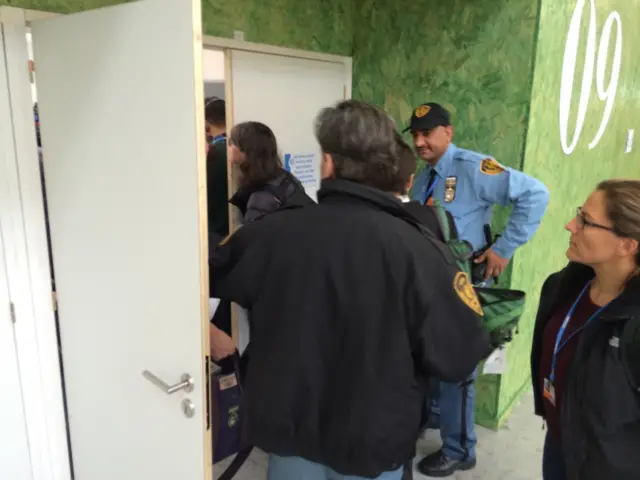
[9,302,16,324]
[52,291,57,312]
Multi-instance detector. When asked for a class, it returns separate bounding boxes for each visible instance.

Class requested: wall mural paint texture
[506,0,640,421]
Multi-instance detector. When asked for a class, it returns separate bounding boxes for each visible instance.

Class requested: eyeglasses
[575,207,615,232]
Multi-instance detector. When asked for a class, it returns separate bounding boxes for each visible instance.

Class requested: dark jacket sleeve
[209,225,266,308]
[408,248,493,383]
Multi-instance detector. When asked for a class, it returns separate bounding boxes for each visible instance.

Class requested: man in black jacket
[210,100,492,480]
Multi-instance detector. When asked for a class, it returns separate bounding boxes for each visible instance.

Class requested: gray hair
[314,100,407,192]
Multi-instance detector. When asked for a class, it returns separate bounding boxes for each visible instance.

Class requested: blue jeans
[542,432,567,480]
[427,369,477,461]
[268,455,403,480]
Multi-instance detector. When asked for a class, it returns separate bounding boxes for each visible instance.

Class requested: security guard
[407,102,549,477]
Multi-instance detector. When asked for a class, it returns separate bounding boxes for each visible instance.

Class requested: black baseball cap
[403,102,451,133]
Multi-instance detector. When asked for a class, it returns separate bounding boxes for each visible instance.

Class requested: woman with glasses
[531,179,640,480]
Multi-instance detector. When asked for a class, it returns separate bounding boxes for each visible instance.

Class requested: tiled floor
[214,391,545,479]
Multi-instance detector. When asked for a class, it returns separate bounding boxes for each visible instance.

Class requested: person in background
[531,179,640,480]
[204,97,235,361]
[209,100,492,480]
[407,102,550,477]
[227,121,313,223]
[205,97,230,243]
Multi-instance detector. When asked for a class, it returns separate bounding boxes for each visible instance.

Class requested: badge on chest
[444,176,457,203]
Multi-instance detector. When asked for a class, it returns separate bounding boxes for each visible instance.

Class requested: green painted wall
[507,0,640,421]
[351,0,539,428]
[1,0,353,55]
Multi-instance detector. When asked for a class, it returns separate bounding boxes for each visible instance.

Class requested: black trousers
[543,432,567,480]
[401,460,413,480]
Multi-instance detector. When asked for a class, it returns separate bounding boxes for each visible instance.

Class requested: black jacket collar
[551,262,640,319]
[317,179,454,263]
[318,179,417,225]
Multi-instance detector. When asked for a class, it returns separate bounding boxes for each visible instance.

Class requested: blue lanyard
[212,134,226,145]
[424,174,440,202]
[549,280,610,382]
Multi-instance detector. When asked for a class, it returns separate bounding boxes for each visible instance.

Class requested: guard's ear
[443,125,454,141]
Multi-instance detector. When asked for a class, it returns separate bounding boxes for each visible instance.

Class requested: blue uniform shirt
[410,144,549,259]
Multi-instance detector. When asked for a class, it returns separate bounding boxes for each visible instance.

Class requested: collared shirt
[410,143,549,259]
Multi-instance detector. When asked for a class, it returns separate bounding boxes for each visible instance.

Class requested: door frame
[0,7,353,479]
[203,35,352,100]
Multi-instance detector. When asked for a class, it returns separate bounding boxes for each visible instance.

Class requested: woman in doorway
[531,179,640,480]
[227,121,313,223]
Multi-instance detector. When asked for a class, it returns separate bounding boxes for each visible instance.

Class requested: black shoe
[416,450,476,478]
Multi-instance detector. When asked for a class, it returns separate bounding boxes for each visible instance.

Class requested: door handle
[142,371,194,394]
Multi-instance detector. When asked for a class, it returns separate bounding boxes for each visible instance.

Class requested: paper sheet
[483,346,508,375]
[209,298,220,321]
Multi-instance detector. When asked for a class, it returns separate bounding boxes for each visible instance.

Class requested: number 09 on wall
[559,0,622,155]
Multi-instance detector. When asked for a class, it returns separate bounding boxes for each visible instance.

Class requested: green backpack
[431,200,526,349]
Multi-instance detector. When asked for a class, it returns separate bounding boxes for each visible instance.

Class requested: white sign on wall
[284,152,320,193]
[559,0,622,155]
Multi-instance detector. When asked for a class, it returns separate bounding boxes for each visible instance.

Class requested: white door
[229,50,349,201]
[0,217,32,480]
[30,0,210,478]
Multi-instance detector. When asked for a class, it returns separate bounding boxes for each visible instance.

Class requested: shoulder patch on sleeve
[453,272,484,316]
[480,158,505,176]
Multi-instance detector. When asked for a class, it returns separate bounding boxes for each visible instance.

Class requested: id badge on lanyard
[543,378,556,406]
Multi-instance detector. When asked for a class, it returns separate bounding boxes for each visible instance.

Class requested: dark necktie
[424,169,438,205]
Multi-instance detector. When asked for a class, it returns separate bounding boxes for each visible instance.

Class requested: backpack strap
[432,200,451,243]
[216,447,254,480]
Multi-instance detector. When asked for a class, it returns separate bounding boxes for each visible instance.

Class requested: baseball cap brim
[403,117,444,133]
